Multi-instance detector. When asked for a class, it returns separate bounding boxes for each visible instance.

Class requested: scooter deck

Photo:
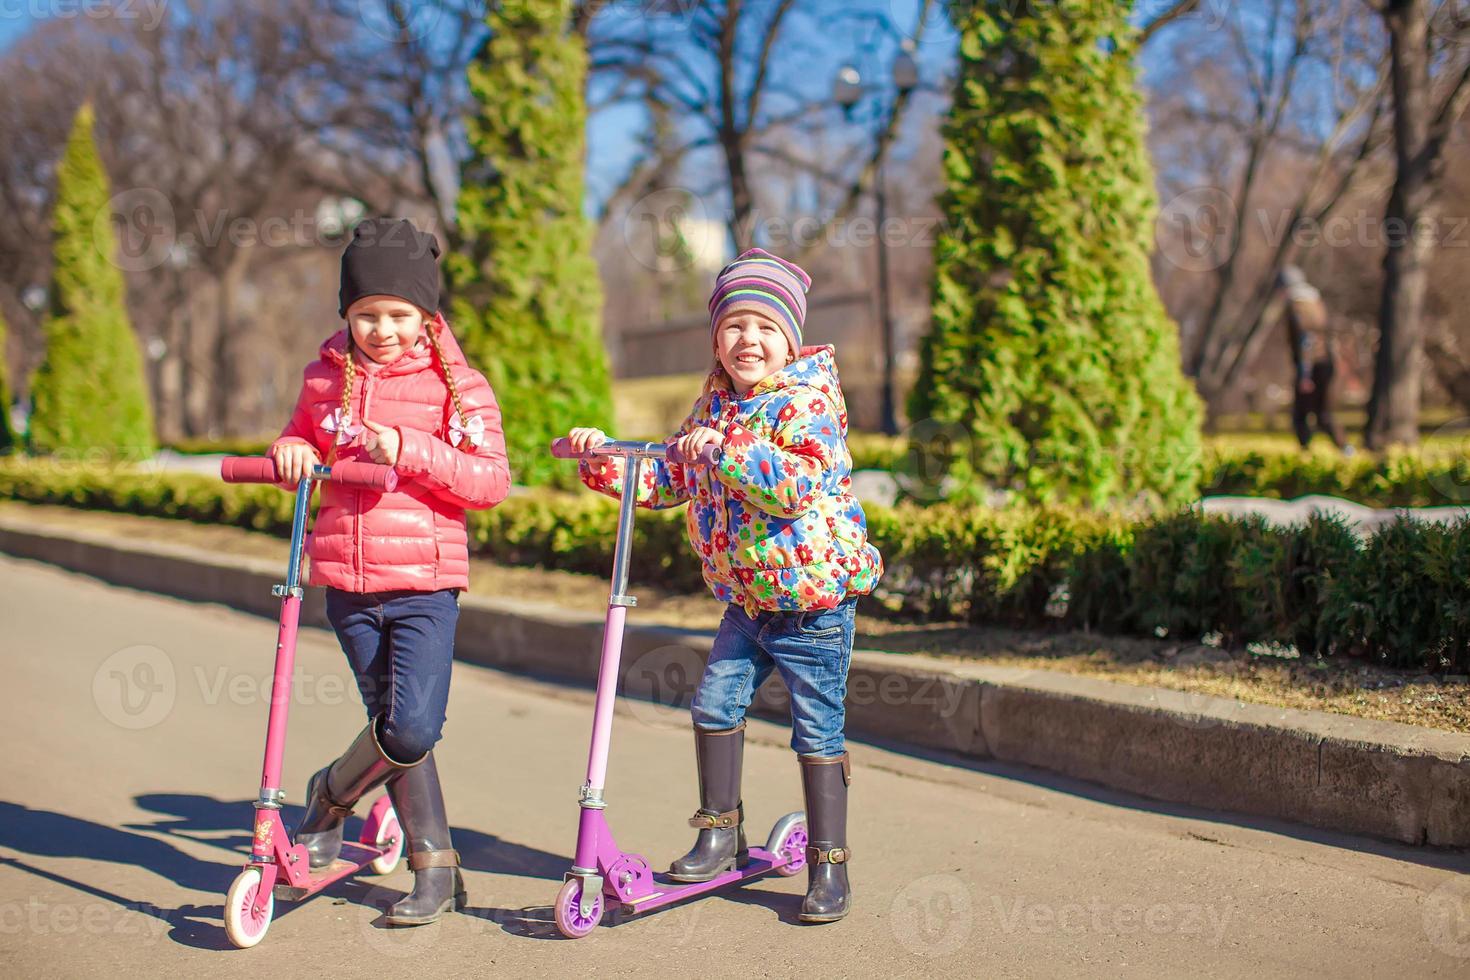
[615,846,789,915]
[271,842,385,901]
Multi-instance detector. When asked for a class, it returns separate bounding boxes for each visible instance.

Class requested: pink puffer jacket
[270,314,511,593]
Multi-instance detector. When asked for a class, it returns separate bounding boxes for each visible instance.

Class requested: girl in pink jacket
[268,218,510,925]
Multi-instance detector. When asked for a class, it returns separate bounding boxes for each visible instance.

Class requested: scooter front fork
[569,790,612,919]
[247,802,314,893]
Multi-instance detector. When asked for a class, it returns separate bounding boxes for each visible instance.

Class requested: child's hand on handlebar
[674,427,725,463]
[271,442,321,485]
[568,427,609,454]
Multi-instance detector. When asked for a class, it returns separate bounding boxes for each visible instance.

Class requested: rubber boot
[668,722,749,882]
[799,752,851,923]
[295,718,420,869]
[384,753,466,926]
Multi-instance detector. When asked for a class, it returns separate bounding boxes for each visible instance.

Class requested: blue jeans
[692,597,858,756]
[324,588,459,763]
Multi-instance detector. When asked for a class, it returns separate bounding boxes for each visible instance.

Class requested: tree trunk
[1367,0,1435,449]
[208,252,250,438]
[177,313,199,439]
[718,0,753,252]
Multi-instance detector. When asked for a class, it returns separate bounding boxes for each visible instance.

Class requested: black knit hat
[338,217,442,317]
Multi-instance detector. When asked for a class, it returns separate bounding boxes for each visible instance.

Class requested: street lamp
[833,40,918,435]
[21,285,46,315]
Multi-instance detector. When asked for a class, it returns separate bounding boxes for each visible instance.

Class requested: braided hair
[327,332,359,464]
[424,315,467,427]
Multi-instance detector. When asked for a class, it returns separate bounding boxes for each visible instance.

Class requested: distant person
[1277,266,1352,454]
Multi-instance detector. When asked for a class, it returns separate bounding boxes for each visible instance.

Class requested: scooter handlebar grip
[220,456,281,484]
[329,461,399,492]
[550,437,582,460]
[667,443,721,467]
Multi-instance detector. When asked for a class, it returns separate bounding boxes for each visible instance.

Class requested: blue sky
[0,12,33,49]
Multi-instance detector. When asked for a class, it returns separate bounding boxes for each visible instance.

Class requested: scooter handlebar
[550,437,720,467]
[220,456,399,492]
[220,456,281,484]
[328,460,400,492]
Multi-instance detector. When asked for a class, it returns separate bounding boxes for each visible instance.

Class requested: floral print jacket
[579,345,883,615]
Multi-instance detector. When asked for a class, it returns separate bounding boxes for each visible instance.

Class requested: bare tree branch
[1138,0,1204,46]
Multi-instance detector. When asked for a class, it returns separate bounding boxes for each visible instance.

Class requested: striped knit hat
[708,247,812,354]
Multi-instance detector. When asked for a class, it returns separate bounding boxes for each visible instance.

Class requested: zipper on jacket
[356,372,373,594]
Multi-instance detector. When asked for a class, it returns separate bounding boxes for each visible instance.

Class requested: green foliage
[1318,518,1470,670]
[910,0,1202,507]
[162,437,273,457]
[11,457,1470,672]
[28,104,155,461]
[850,432,1470,509]
[1201,441,1470,508]
[447,0,612,488]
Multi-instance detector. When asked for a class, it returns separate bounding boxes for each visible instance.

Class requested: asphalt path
[2,553,1468,978]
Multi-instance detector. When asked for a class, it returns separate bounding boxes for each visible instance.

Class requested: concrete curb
[3,517,1468,848]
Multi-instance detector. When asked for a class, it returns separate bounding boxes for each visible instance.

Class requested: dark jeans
[324,588,459,764]
[1293,359,1347,450]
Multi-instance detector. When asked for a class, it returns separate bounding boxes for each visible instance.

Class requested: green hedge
[1198,442,1470,508]
[153,433,1470,510]
[162,438,273,457]
[5,457,1469,672]
[845,434,1470,510]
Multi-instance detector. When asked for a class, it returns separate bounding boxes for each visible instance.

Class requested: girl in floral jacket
[565,247,882,924]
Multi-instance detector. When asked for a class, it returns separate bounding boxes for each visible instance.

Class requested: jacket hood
[726,344,848,437]
[318,312,469,377]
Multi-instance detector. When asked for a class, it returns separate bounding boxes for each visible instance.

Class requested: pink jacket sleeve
[393,369,512,511]
[268,372,331,491]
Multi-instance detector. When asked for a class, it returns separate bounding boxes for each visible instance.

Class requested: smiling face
[714,309,794,393]
[346,295,428,364]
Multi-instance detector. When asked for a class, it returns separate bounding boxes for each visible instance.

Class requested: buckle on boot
[408,848,461,871]
[688,805,742,830]
[805,846,850,865]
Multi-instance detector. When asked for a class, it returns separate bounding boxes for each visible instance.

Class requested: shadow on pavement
[131,791,570,881]
[471,873,801,940]
[0,793,576,948]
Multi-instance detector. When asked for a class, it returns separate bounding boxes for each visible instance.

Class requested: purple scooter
[547,437,809,938]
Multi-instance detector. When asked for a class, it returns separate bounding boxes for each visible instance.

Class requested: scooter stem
[259,476,315,797]
[583,455,644,797]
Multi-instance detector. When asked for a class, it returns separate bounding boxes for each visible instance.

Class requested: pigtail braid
[425,318,467,427]
[329,333,357,464]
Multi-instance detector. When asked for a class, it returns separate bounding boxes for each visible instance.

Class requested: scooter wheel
[553,877,604,939]
[774,820,809,877]
[224,866,274,948]
[369,807,403,875]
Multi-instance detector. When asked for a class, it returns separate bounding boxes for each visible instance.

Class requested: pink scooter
[547,438,809,938]
[217,456,405,948]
